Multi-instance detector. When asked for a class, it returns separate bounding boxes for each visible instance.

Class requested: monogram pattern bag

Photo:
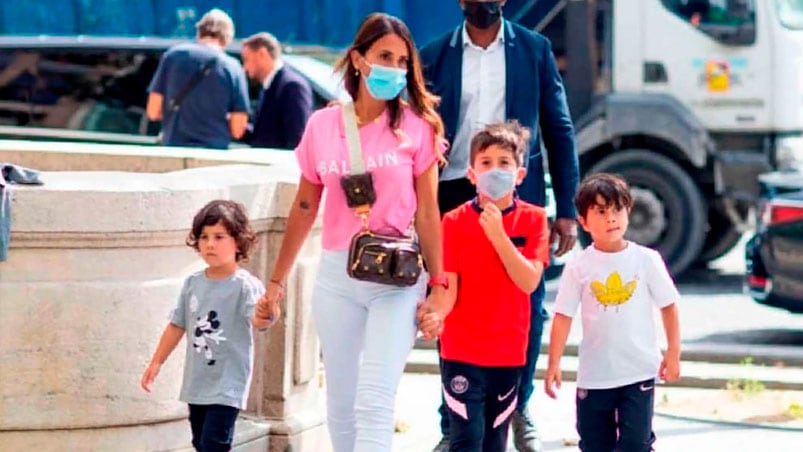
[340,102,423,287]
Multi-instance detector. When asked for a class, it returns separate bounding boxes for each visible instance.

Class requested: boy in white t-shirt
[544,173,681,452]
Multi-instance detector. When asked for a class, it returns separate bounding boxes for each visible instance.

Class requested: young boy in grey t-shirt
[141,200,280,451]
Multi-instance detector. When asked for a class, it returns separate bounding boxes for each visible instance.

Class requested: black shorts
[441,359,522,452]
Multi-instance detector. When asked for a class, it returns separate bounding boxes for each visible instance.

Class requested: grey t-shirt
[148,42,250,149]
[170,268,265,409]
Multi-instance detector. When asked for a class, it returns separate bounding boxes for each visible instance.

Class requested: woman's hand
[416,304,444,341]
[416,290,449,340]
[255,281,283,326]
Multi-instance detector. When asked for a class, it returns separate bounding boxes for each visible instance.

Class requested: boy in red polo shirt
[418,121,550,452]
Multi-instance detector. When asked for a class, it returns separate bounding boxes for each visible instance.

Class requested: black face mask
[463,1,503,30]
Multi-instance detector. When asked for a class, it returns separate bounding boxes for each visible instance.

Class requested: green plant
[785,403,803,419]
[726,357,766,398]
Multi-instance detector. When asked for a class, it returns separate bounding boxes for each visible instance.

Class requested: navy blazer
[421,20,579,219]
[249,65,313,149]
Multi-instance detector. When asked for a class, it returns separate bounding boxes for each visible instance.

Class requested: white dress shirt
[262,60,284,91]
[441,21,507,181]
[248,61,284,131]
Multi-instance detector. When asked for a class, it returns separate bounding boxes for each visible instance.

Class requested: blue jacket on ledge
[420,20,580,219]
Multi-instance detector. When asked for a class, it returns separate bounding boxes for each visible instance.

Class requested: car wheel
[585,150,707,275]
[696,204,744,264]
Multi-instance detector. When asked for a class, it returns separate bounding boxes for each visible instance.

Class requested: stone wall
[0,143,327,451]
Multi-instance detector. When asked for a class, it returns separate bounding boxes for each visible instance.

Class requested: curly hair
[186,200,257,262]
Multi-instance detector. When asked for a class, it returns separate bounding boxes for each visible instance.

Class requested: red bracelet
[428,275,449,290]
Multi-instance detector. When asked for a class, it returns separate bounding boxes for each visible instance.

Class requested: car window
[229,51,344,111]
[662,0,755,32]
[0,49,159,135]
[0,42,343,144]
[283,54,348,104]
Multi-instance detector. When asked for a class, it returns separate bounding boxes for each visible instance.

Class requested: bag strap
[341,102,415,237]
[342,101,366,175]
[341,102,373,227]
[168,57,218,113]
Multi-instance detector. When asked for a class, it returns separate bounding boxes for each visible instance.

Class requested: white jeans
[312,250,426,452]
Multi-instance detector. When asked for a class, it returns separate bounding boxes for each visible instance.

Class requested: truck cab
[542,0,803,274]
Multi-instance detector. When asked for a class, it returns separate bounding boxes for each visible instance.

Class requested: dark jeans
[188,403,240,452]
[441,359,522,452]
[576,378,657,452]
[438,280,547,436]
[517,280,547,412]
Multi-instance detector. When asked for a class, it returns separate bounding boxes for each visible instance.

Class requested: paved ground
[392,237,803,451]
[392,373,803,452]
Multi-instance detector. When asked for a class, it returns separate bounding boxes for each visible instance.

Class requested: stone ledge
[9,218,274,248]
[9,164,301,232]
[0,138,298,173]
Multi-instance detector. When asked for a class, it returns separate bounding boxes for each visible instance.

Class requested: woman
[257,12,447,452]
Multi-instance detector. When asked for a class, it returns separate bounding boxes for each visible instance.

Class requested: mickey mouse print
[193,310,227,365]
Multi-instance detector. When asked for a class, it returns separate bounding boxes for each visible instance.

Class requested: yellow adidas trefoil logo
[590,271,637,310]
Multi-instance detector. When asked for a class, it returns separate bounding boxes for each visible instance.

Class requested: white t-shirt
[553,241,679,389]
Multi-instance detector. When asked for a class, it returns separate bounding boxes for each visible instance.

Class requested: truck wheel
[587,150,707,275]
[696,205,743,264]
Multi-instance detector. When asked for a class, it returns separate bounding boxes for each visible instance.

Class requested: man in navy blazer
[241,32,313,149]
[421,1,580,451]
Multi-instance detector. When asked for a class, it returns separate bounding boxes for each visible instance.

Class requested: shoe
[511,408,543,452]
[432,435,449,452]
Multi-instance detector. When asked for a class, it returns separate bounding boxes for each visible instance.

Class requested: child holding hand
[419,121,550,452]
[141,200,277,451]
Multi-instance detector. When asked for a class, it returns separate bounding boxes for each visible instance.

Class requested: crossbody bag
[339,102,423,287]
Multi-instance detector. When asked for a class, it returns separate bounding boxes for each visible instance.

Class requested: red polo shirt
[440,199,550,367]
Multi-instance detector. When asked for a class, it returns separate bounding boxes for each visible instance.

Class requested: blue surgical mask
[477,168,516,200]
[365,63,407,100]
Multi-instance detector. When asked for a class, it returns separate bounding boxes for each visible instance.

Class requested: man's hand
[550,217,578,257]
[479,203,506,243]
[544,365,562,399]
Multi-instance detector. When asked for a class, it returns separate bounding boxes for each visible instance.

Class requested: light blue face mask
[365,63,408,100]
[477,168,516,200]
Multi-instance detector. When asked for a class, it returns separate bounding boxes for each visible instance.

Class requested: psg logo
[450,375,469,394]
[577,388,588,400]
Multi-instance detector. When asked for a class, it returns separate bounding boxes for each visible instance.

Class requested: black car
[745,168,803,313]
[0,36,345,146]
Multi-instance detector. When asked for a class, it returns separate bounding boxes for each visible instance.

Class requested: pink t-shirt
[295,105,439,250]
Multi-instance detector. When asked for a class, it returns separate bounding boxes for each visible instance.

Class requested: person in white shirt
[545,173,681,452]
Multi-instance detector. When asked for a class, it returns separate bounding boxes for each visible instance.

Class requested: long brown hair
[335,13,446,161]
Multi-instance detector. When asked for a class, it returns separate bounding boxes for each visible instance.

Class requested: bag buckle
[354,204,370,229]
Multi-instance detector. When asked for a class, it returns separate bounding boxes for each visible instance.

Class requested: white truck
[539,0,803,274]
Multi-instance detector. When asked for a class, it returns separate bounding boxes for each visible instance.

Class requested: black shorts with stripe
[441,359,522,452]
